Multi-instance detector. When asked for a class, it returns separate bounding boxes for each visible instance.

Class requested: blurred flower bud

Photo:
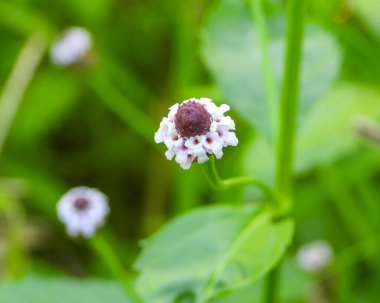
[57,187,109,238]
[296,240,333,273]
[50,27,94,68]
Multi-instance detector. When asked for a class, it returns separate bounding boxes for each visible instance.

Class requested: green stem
[0,34,46,159]
[262,265,281,303]
[274,0,306,210]
[248,0,279,140]
[90,235,144,303]
[265,0,306,302]
[200,157,275,202]
[88,71,156,148]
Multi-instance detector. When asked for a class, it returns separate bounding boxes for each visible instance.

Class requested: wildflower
[155,98,238,169]
[50,27,92,67]
[296,240,333,273]
[57,187,109,238]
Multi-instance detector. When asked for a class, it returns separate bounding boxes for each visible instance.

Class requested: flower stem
[262,265,281,303]
[274,0,306,209]
[264,0,306,302]
[90,234,144,303]
[200,157,276,203]
[0,34,46,159]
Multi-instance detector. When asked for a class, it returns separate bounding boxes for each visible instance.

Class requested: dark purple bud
[74,197,90,211]
[175,101,212,138]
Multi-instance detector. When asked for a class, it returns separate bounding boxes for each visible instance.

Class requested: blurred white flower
[296,240,333,273]
[155,98,238,169]
[50,27,92,67]
[57,187,109,238]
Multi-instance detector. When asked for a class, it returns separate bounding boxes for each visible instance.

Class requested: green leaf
[0,277,131,303]
[134,205,294,303]
[201,0,340,140]
[295,82,380,172]
[355,0,380,40]
[244,82,380,181]
[208,259,312,303]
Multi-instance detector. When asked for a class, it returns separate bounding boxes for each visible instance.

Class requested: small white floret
[296,240,333,273]
[50,27,92,67]
[57,186,109,238]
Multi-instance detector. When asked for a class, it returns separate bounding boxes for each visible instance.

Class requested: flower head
[57,187,109,238]
[50,27,92,67]
[155,98,238,169]
[296,240,333,273]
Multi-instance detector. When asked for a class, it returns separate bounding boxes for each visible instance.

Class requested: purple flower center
[175,101,212,138]
[74,197,90,211]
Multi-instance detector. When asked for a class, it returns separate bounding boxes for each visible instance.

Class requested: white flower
[296,240,333,273]
[50,27,92,67]
[154,98,238,169]
[57,187,109,238]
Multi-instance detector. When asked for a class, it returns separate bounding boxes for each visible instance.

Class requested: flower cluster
[296,240,333,273]
[57,187,109,238]
[154,98,238,169]
[50,27,92,67]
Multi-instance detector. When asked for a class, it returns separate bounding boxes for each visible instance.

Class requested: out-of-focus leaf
[355,0,380,40]
[134,205,294,303]
[201,0,340,141]
[0,277,131,303]
[9,69,79,147]
[244,83,380,180]
[208,260,312,303]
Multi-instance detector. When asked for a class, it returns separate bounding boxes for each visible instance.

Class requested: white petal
[154,131,165,143]
[214,149,224,159]
[219,104,230,114]
[197,153,209,164]
[180,157,194,170]
[164,132,182,149]
[175,152,189,164]
[210,121,218,132]
[225,132,238,146]
[203,132,223,153]
[165,149,176,160]
[219,116,235,130]
[199,97,212,105]
[184,136,202,149]
[168,104,179,120]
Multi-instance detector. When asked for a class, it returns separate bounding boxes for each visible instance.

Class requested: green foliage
[135,205,293,303]
[208,260,312,303]
[201,0,341,142]
[244,82,380,183]
[0,0,380,302]
[0,277,131,303]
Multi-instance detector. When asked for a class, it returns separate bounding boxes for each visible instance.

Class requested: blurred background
[0,0,380,302]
